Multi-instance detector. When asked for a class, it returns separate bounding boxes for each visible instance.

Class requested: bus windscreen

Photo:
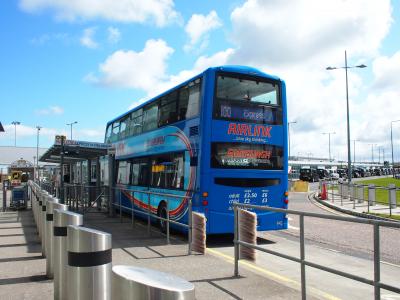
[214,73,282,125]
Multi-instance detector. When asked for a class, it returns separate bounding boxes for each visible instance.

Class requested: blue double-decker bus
[105,65,288,234]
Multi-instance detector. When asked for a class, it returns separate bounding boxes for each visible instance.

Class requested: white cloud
[230,0,392,67]
[371,51,400,91]
[87,39,174,91]
[19,0,179,27]
[35,106,64,115]
[80,27,98,49]
[107,26,121,44]
[0,124,105,146]
[184,10,222,52]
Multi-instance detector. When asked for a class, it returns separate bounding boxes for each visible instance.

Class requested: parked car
[317,168,329,180]
[337,169,347,179]
[300,167,320,182]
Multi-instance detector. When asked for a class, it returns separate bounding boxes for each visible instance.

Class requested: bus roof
[106,65,282,126]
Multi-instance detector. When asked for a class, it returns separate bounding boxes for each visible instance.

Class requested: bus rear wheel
[158,202,168,233]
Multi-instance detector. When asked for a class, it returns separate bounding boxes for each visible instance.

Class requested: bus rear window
[211,142,283,170]
[214,73,282,125]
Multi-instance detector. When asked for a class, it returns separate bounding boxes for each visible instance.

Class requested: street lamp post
[11,121,21,147]
[326,50,367,182]
[66,121,78,140]
[288,121,297,160]
[378,146,383,164]
[322,131,336,162]
[352,139,360,167]
[36,126,42,181]
[369,143,377,163]
[391,120,400,177]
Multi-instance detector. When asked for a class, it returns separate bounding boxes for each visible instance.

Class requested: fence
[233,203,400,300]
[112,186,193,255]
[34,182,194,253]
[322,181,399,216]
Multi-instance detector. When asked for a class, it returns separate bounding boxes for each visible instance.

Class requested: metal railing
[233,203,400,300]
[112,186,193,255]
[63,184,108,214]
[322,180,399,216]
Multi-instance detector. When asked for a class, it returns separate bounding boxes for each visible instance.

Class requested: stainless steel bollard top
[54,210,83,300]
[112,265,195,300]
[45,202,66,278]
[67,226,112,300]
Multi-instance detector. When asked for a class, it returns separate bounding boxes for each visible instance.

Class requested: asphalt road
[294,181,400,265]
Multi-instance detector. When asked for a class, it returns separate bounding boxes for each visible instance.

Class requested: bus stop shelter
[39,137,111,204]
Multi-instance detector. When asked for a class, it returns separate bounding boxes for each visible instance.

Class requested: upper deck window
[217,75,279,105]
[214,73,282,125]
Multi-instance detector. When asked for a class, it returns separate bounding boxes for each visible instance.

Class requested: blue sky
[1,0,400,162]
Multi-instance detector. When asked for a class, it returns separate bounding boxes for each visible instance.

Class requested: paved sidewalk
[0,186,319,300]
[0,210,53,300]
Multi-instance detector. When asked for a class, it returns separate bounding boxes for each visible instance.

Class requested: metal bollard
[388,184,397,209]
[42,194,58,257]
[342,183,348,199]
[40,191,50,247]
[67,226,112,300]
[368,184,376,206]
[357,185,364,203]
[46,202,67,279]
[37,191,46,238]
[351,184,357,201]
[54,210,83,300]
[112,265,195,300]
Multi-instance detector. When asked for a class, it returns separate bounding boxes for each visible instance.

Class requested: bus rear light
[202,192,208,197]
[284,191,289,197]
[284,199,289,204]
[202,200,209,206]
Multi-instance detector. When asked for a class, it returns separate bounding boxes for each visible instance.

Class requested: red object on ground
[320,183,327,200]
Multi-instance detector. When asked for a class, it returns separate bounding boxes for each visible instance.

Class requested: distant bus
[105,65,288,234]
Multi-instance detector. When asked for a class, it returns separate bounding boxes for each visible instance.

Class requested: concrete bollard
[191,212,206,254]
[388,184,397,209]
[112,265,195,300]
[357,185,364,203]
[238,209,256,261]
[46,201,66,279]
[368,184,376,206]
[54,210,83,300]
[67,226,112,300]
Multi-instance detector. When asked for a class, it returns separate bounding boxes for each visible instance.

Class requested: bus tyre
[158,202,168,233]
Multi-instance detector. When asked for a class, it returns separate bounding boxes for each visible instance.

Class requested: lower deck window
[151,153,184,189]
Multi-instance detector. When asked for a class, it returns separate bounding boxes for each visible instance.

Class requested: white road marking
[382,294,400,299]
[381,260,400,268]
